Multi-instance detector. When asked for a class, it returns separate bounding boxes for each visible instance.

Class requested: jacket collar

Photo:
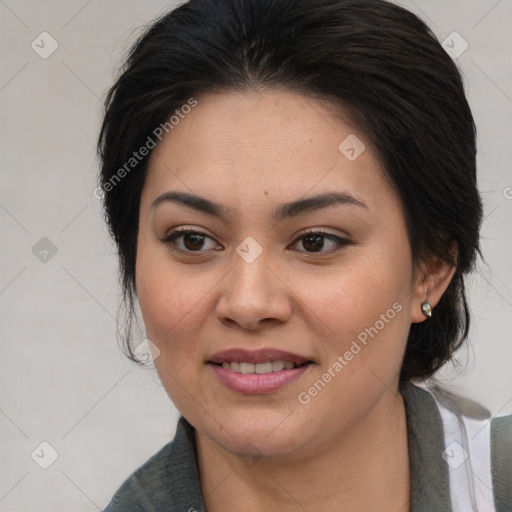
[402,381,452,511]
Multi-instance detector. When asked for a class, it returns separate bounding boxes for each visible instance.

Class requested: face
[135,89,425,460]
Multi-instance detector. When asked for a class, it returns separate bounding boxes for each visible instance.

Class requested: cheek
[135,243,223,370]
[135,241,188,342]
[304,243,413,378]
[290,264,411,423]
[135,249,210,412]
[137,264,199,341]
[315,254,410,330]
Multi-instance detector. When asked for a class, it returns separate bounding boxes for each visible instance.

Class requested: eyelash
[159,227,351,256]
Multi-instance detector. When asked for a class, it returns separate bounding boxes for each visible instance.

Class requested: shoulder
[102,416,205,512]
[102,441,174,512]
[407,380,512,512]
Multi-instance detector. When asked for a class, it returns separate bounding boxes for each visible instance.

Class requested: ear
[410,245,458,324]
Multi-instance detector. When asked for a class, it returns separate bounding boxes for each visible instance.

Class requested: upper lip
[208,348,313,365]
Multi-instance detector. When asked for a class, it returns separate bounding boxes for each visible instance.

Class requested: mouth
[211,360,312,374]
[208,347,313,366]
[207,348,315,394]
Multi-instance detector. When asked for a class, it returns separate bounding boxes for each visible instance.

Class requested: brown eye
[160,229,220,253]
[159,228,350,256]
[291,230,351,255]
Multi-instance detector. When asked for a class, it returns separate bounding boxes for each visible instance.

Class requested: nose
[214,249,292,332]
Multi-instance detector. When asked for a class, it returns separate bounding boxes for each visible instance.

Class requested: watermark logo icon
[31,441,59,469]
[239,442,263,468]
[134,338,161,365]
[442,32,468,59]
[339,134,366,161]
[236,236,263,264]
[31,32,59,59]
[442,441,469,469]
[32,237,58,263]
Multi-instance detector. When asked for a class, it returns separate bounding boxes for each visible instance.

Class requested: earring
[421,301,432,318]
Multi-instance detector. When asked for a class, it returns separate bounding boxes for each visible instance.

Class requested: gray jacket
[103,382,512,511]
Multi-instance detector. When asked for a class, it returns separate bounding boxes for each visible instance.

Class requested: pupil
[184,233,204,250]
[303,234,324,252]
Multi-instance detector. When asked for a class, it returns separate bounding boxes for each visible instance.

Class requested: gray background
[0,1,511,510]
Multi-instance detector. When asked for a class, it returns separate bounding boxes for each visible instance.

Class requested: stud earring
[421,301,432,318]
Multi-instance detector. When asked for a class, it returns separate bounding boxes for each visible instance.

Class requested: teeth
[220,360,299,374]
[240,362,255,374]
[255,362,273,374]
[272,360,285,371]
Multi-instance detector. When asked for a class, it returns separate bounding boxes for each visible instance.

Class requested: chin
[207,408,314,458]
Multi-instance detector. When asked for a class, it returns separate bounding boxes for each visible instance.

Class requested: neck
[195,390,410,512]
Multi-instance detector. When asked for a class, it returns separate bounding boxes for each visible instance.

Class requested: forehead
[142,89,393,217]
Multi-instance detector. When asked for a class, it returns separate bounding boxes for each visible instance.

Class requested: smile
[218,360,303,374]
[209,361,313,394]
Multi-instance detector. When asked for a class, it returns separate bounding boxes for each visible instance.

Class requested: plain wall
[0,1,511,510]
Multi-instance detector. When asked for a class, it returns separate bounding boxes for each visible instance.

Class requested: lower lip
[209,363,312,394]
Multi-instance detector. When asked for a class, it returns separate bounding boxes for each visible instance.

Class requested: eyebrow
[150,190,367,222]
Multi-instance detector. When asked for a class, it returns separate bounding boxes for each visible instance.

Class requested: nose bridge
[215,239,291,329]
[234,245,272,292]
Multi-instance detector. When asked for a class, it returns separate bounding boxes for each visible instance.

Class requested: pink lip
[209,362,313,394]
[208,348,311,365]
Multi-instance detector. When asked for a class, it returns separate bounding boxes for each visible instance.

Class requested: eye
[159,228,220,253]
[290,229,351,255]
[160,227,350,255]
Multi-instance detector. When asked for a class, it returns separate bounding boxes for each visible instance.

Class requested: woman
[98,0,511,510]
